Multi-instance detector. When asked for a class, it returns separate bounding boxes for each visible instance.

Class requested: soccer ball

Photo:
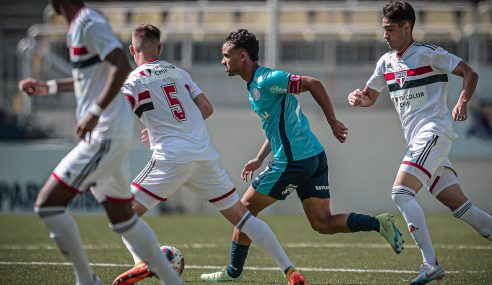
[160,245,185,276]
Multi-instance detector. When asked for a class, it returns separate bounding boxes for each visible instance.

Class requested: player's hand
[329,120,348,143]
[18,78,49,96]
[348,89,366,107]
[76,113,100,142]
[241,158,263,181]
[141,128,150,147]
[452,100,468,121]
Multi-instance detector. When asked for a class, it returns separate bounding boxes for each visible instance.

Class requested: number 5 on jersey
[162,83,186,122]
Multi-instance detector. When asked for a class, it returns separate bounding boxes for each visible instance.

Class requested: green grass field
[0,214,490,284]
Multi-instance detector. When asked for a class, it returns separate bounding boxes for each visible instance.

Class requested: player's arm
[193,93,213,119]
[450,61,479,121]
[76,48,131,140]
[18,77,74,96]
[300,76,348,143]
[242,139,271,181]
[347,86,380,107]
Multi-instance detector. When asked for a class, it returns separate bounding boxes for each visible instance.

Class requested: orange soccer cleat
[112,261,155,285]
[285,267,308,285]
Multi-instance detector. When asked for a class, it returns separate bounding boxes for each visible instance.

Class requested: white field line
[0,261,489,275]
[1,242,491,251]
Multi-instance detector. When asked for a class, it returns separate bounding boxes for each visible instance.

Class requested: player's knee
[391,186,415,206]
[34,196,49,209]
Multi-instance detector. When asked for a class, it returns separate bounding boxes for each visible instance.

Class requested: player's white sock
[122,236,143,264]
[392,186,437,265]
[35,207,95,285]
[237,211,293,272]
[453,200,492,241]
[111,215,182,285]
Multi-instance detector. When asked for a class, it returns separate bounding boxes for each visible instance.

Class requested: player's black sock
[347,212,380,232]
[226,241,249,278]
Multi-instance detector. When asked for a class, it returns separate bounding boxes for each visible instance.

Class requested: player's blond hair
[132,24,161,52]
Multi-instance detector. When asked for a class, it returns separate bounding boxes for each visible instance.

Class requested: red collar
[396,41,414,60]
[143,58,159,64]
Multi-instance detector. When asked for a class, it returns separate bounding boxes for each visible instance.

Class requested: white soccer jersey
[68,6,133,138]
[367,42,462,144]
[122,60,219,161]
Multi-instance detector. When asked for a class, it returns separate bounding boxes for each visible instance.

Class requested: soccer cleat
[410,263,445,285]
[285,267,308,285]
[376,213,404,254]
[200,268,240,282]
[112,261,154,285]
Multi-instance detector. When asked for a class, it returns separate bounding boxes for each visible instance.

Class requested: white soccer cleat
[200,268,240,282]
[410,263,445,285]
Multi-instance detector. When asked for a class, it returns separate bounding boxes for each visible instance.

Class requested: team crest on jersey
[253,88,260,100]
[395,70,407,88]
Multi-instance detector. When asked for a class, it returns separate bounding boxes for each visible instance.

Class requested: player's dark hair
[225,29,259,62]
[383,1,416,31]
[133,24,161,52]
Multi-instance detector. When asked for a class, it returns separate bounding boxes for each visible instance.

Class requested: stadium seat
[422,10,456,28]
[311,10,347,26]
[459,10,474,27]
[479,5,492,24]
[202,11,235,27]
[238,11,268,29]
[166,9,199,28]
[280,11,310,26]
[103,10,128,27]
[131,10,163,26]
[351,10,381,27]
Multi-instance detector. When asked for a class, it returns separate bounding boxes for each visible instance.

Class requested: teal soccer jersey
[247,66,324,162]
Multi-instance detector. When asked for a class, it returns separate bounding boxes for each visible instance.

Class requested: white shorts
[131,159,239,211]
[52,138,133,203]
[424,164,460,197]
[399,132,459,196]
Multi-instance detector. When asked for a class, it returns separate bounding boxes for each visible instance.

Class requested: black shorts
[252,151,330,201]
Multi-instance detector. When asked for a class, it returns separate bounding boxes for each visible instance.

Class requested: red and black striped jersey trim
[388,74,448,92]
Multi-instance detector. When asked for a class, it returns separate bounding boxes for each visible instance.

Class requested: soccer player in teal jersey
[200,29,404,284]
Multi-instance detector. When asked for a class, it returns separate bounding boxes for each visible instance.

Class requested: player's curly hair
[225,29,259,62]
[383,1,416,31]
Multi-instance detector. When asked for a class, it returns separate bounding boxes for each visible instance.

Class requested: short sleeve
[181,70,203,99]
[84,22,122,60]
[260,69,302,94]
[431,47,462,74]
[121,77,138,111]
[366,56,387,92]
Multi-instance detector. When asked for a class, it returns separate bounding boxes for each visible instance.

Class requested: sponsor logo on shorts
[315,185,329,191]
[282,184,298,195]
